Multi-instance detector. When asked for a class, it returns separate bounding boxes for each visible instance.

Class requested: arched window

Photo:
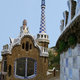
[44,35,46,38]
[26,42,29,51]
[8,65,11,77]
[22,43,24,49]
[37,34,40,38]
[41,35,43,38]
[30,44,32,50]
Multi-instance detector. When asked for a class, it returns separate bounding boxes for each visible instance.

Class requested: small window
[37,34,40,38]
[3,60,7,72]
[3,75,4,79]
[41,35,43,38]
[26,42,29,51]
[44,48,45,52]
[44,35,46,38]
[30,44,32,49]
[22,43,24,49]
[8,65,11,77]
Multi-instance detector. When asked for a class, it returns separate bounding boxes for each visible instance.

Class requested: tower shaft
[39,0,46,33]
[37,0,49,47]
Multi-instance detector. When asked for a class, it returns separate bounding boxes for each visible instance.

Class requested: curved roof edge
[56,12,80,50]
[2,33,49,57]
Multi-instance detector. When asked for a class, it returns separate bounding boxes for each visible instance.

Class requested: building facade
[56,0,80,80]
[1,0,50,80]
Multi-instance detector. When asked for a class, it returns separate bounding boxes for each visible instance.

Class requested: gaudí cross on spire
[37,0,49,44]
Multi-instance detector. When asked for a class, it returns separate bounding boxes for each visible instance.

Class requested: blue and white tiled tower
[39,0,46,33]
[37,0,49,44]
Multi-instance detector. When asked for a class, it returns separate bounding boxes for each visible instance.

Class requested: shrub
[57,41,66,53]
[68,35,77,46]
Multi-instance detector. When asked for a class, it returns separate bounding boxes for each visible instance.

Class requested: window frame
[14,58,37,79]
[22,43,25,49]
[41,35,43,38]
[8,65,11,77]
[3,60,7,73]
[26,42,29,51]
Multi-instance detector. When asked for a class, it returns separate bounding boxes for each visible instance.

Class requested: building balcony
[1,44,10,55]
[40,46,49,57]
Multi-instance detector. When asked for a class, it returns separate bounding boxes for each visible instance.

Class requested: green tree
[48,50,60,70]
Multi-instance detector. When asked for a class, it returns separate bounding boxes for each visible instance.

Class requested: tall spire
[37,0,49,44]
[39,0,46,34]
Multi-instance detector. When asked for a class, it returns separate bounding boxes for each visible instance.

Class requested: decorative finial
[20,19,29,35]
[23,19,27,30]
[23,19,27,26]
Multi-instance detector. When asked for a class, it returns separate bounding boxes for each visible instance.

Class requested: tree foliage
[48,50,60,69]
[68,35,77,46]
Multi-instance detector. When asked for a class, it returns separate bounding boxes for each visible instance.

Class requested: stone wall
[60,44,80,80]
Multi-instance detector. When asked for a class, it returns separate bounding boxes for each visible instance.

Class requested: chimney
[67,0,76,22]
[60,20,64,32]
[63,11,69,26]
[76,0,80,14]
